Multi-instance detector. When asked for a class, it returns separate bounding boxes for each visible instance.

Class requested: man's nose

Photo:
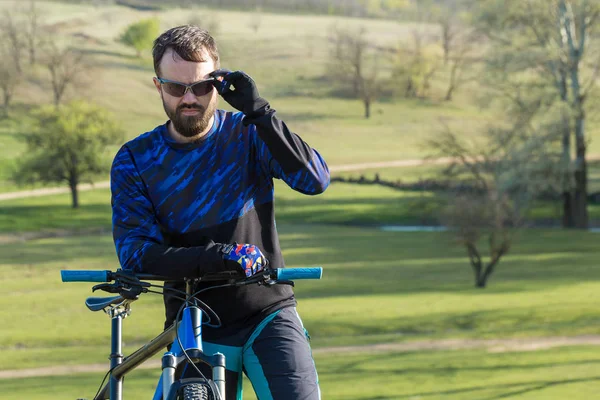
[181,88,198,103]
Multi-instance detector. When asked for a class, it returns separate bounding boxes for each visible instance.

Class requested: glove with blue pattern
[219,243,266,277]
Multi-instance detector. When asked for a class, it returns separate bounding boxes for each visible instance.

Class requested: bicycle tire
[182,383,211,400]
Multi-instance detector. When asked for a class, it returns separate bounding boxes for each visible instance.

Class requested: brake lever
[92,282,121,294]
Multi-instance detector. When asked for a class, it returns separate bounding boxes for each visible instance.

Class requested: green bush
[118,17,161,58]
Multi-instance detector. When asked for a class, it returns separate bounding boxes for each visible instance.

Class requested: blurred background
[1,0,600,398]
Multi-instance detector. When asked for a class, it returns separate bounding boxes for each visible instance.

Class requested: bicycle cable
[170,281,244,400]
[93,365,115,400]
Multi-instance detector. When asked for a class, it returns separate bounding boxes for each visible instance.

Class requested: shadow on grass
[393,376,600,400]
[0,203,112,234]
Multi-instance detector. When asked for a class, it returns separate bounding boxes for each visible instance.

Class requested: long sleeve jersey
[110,109,329,338]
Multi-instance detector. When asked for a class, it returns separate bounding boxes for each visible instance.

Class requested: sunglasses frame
[156,77,216,97]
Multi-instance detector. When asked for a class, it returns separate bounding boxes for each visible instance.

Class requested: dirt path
[4,154,600,202]
[0,158,443,202]
[2,335,600,379]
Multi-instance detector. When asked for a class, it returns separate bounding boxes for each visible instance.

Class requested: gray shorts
[181,307,320,400]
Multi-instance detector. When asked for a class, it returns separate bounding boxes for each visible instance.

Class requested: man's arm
[210,70,330,194]
[247,112,330,194]
[111,145,226,278]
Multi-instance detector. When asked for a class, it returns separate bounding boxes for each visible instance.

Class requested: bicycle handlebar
[61,267,323,284]
[61,270,110,282]
[275,268,322,281]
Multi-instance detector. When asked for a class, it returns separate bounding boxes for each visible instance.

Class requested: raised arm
[210,70,330,194]
[248,112,330,194]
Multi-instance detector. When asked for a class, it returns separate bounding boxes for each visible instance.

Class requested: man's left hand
[210,70,270,119]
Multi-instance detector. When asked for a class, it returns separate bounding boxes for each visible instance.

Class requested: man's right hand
[219,243,266,277]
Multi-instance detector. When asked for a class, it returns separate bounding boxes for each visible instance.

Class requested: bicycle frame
[94,285,226,400]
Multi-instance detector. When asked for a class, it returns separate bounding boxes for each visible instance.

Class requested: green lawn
[2,223,600,370]
[2,345,600,399]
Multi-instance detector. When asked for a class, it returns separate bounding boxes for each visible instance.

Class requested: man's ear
[153,77,162,94]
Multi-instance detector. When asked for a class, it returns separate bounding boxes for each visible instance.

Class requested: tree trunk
[573,110,588,228]
[445,84,454,101]
[364,97,370,119]
[3,89,11,115]
[69,179,79,209]
[560,99,575,227]
[467,244,485,288]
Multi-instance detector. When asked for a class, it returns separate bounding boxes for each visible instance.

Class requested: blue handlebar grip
[61,270,110,283]
[276,267,322,281]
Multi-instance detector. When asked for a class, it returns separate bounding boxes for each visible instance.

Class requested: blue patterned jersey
[110,109,329,335]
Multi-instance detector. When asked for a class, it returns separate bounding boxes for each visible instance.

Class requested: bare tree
[42,42,87,108]
[444,30,478,101]
[427,109,564,287]
[392,4,441,99]
[328,25,386,118]
[248,7,262,33]
[1,10,23,74]
[437,0,461,65]
[393,30,440,99]
[0,43,20,116]
[23,0,41,65]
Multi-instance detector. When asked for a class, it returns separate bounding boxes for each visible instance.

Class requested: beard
[162,97,217,139]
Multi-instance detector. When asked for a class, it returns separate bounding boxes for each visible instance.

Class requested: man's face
[153,48,218,138]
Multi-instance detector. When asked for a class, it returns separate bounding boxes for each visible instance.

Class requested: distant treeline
[106,0,412,18]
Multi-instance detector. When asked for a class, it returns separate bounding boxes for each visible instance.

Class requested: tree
[392,4,441,99]
[248,7,262,33]
[427,107,564,287]
[473,0,600,229]
[392,38,440,99]
[43,42,87,107]
[1,10,23,74]
[443,29,478,101]
[23,0,41,65]
[119,18,160,58]
[0,38,21,116]
[13,101,123,208]
[328,25,385,118]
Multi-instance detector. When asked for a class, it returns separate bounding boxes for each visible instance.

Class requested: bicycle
[61,266,322,400]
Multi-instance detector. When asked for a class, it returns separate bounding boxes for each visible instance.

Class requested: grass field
[2,223,600,398]
[3,223,600,365]
[3,345,600,400]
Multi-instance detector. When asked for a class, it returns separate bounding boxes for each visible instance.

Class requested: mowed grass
[2,221,600,370]
[3,181,600,235]
[3,346,600,400]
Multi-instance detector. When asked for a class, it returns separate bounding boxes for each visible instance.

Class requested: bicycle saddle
[85,296,125,312]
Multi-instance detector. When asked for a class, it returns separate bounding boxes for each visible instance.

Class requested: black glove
[209,70,271,120]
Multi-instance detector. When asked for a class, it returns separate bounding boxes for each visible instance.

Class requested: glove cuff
[242,100,273,126]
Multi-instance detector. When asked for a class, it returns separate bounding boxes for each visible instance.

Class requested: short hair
[152,25,220,76]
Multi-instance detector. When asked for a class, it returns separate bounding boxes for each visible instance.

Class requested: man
[110,25,329,400]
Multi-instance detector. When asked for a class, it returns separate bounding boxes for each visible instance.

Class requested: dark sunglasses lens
[162,82,186,97]
[191,81,214,96]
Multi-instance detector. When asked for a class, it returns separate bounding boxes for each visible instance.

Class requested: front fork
[161,306,226,400]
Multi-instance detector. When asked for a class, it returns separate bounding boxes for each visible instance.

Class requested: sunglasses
[156,77,215,97]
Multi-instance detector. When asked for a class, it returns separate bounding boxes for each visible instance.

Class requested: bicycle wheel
[181,383,211,400]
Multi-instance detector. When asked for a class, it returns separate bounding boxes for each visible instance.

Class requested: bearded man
[110,25,329,400]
